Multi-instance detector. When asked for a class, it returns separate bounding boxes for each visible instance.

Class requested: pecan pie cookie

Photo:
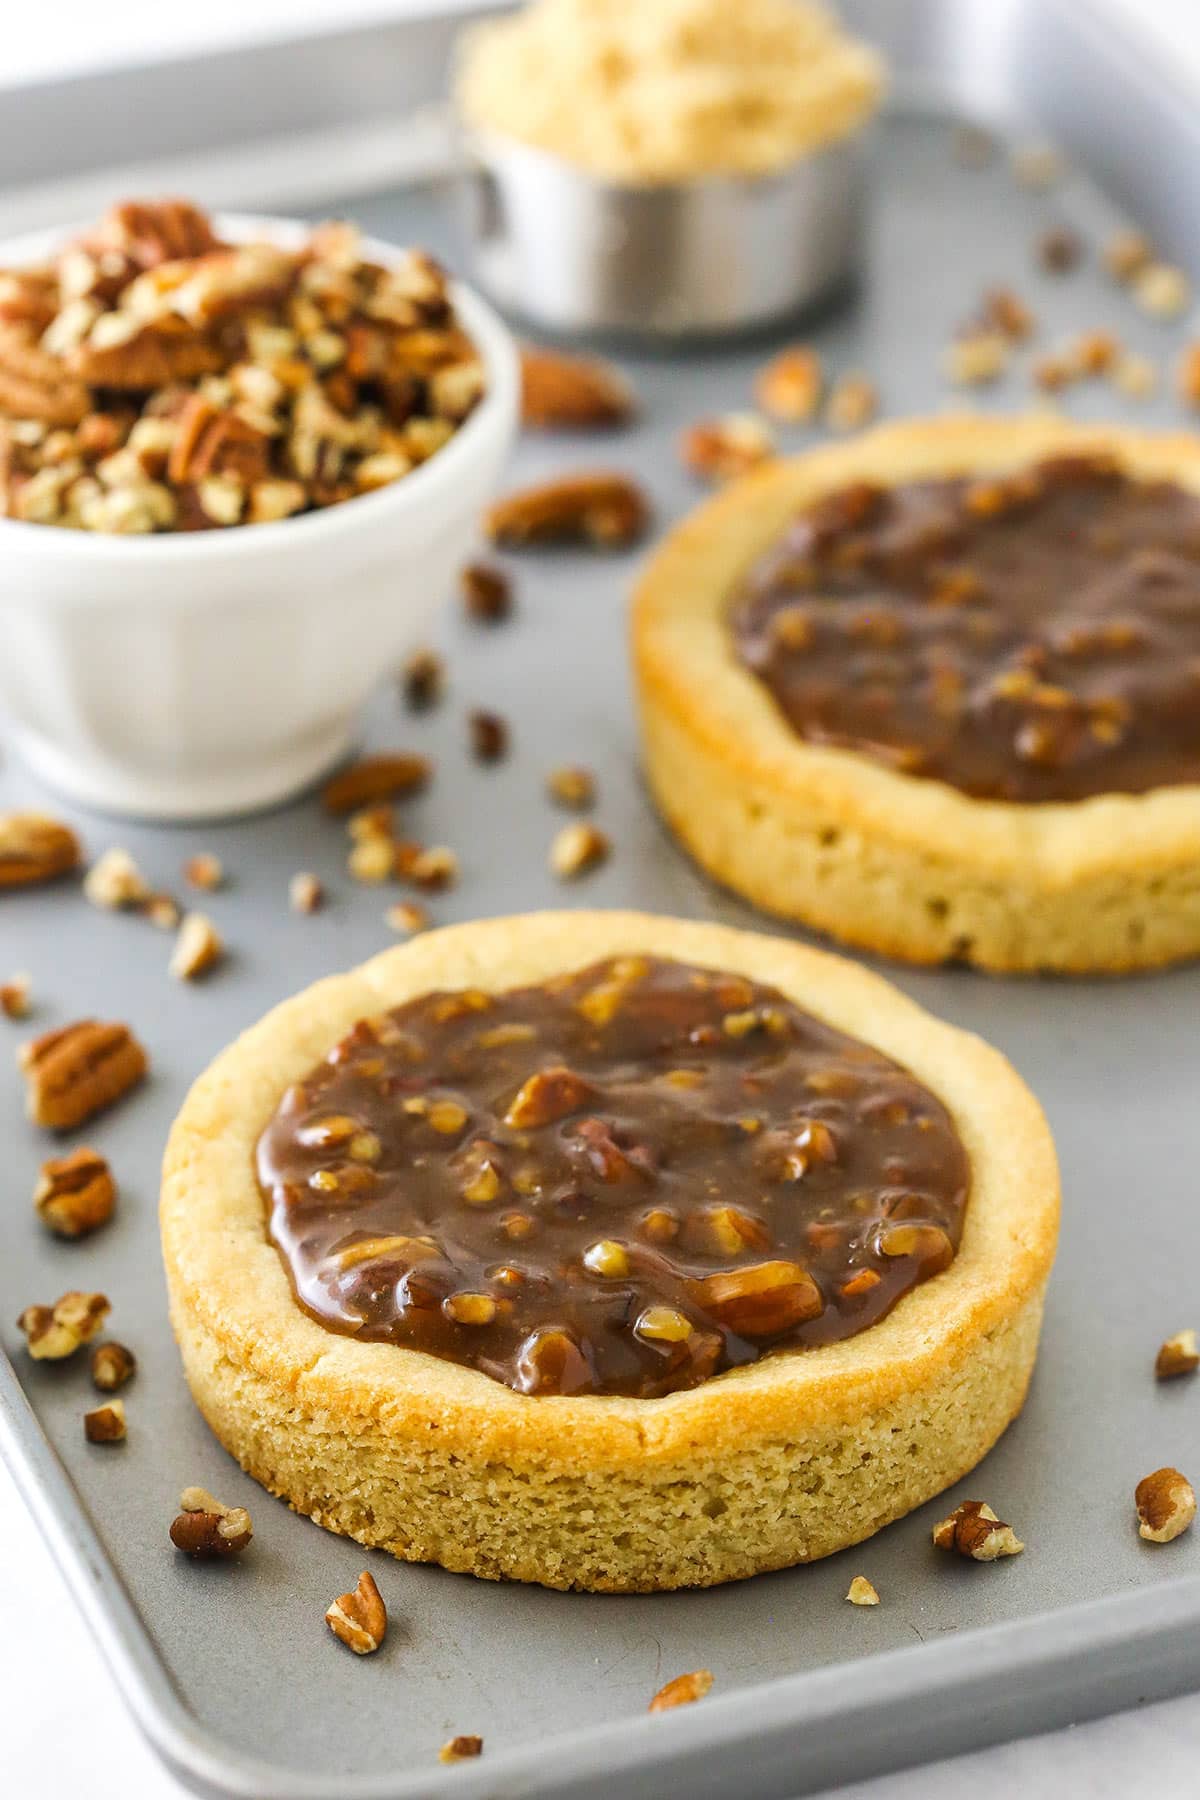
[161,911,1057,1592]
[633,416,1200,972]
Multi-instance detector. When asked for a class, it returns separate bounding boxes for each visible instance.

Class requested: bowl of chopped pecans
[0,200,519,819]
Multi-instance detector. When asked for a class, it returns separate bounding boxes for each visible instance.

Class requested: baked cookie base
[633,416,1200,974]
[161,911,1058,1592]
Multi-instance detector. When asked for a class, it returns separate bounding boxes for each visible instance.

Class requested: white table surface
[2,1456,1198,1800]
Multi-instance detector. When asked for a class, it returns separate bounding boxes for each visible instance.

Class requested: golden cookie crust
[632,415,1200,973]
[161,910,1058,1592]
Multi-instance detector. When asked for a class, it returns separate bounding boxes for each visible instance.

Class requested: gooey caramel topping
[257,955,969,1398]
[732,454,1200,802]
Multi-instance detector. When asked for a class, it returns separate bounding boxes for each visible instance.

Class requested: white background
[4,0,1200,1795]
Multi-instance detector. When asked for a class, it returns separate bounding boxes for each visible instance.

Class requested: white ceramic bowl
[0,216,520,819]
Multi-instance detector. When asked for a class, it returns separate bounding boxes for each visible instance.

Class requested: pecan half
[70,319,225,390]
[170,1486,253,1556]
[91,199,223,270]
[91,1341,137,1392]
[0,325,89,425]
[648,1670,713,1712]
[932,1499,1024,1560]
[18,1290,110,1360]
[325,1570,388,1654]
[1136,1467,1196,1543]
[0,813,81,888]
[484,472,650,549]
[84,1400,126,1444]
[321,754,431,814]
[520,344,634,429]
[19,1019,148,1129]
[1156,1329,1199,1380]
[34,1146,116,1238]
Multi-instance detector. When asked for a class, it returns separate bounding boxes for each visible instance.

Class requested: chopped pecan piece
[1104,229,1153,283]
[402,646,445,708]
[943,331,1008,387]
[1037,226,1083,273]
[83,846,149,910]
[18,1290,110,1360]
[824,373,878,432]
[91,1341,137,1392]
[19,1019,148,1129]
[1011,142,1063,189]
[846,1575,880,1605]
[1136,1467,1196,1543]
[84,1400,126,1444]
[692,1260,822,1338]
[755,346,823,422]
[932,1499,1024,1560]
[322,753,431,813]
[484,472,650,549]
[680,413,775,483]
[520,344,634,429]
[439,1737,483,1764]
[546,765,596,810]
[34,1146,116,1238]
[0,813,81,888]
[1134,263,1191,319]
[289,871,325,914]
[170,912,225,981]
[468,709,508,762]
[1,973,31,1019]
[409,846,458,892]
[183,852,224,891]
[648,1670,713,1712]
[1156,1329,1199,1380]
[170,1486,254,1557]
[549,821,610,879]
[326,1570,388,1654]
[505,1066,593,1128]
[386,901,429,936]
[460,561,512,622]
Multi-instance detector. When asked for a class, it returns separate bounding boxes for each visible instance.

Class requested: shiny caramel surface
[257,956,969,1398]
[732,455,1200,802]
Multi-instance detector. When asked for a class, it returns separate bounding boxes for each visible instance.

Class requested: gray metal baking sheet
[5,22,1200,1800]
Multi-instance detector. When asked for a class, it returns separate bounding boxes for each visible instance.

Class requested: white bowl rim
[0,212,520,563]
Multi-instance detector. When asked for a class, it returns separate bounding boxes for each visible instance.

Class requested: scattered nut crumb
[1037,225,1083,273]
[520,343,635,429]
[1113,353,1157,398]
[84,846,149,910]
[170,1486,253,1557]
[18,1291,110,1360]
[648,1670,714,1712]
[409,846,459,892]
[1134,262,1191,319]
[1104,228,1153,282]
[981,287,1036,341]
[755,346,823,423]
[943,331,1008,387]
[824,373,878,432]
[1071,328,1120,376]
[322,754,431,814]
[1032,352,1074,393]
[34,1146,116,1238]
[460,561,513,622]
[1135,1467,1196,1543]
[550,821,609,879]
[439,1737,483,1764]
[1156,1329,1199,1381]
[183,852,223,891]
[1,973,31,1019]
[170,912,224,981]
[1012,142,1063,189]
[680,412,775,483]
[546,765,596,810]
[84,1399,126,1444]
[846,1575,880,1606]
[1176,345,1200,409]
[289,871,324,914]
[386,901,429,936]
[91,1341,137,1392]
[952,123,996,168]
[348,804,394,842]
[326,1569,388,1655]
[348,837,396,885]
[932,1499,1024,1560]
[468,709,509,762]
[402,646,445,709]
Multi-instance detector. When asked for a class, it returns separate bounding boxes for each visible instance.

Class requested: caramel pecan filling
[257,956,969,1398]
[732,454,1200,802]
